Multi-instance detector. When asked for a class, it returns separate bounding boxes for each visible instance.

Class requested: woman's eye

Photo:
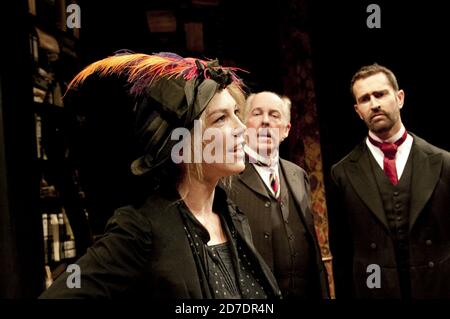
[214,115,226,123]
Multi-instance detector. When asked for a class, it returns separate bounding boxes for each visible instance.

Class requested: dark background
[78,0,449,162]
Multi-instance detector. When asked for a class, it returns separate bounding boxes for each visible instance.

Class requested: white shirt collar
[244,144,279,169]
[368,124,406,143]
[365,124,413,180]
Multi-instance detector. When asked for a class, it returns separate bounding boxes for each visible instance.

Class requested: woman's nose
[233,117,246,137]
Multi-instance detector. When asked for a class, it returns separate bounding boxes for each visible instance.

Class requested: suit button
[396,216,402,221]
[426,239,432,246]
[428,261,435,268]
[370,243,377,249]
[264,232,270,239]
[265,201,271,208]
[395,203,401,209]
[393,191,399,196]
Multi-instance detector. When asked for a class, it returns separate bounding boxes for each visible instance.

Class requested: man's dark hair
[350,63,399,99]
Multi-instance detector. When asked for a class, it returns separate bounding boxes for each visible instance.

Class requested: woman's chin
[223,161,246,176]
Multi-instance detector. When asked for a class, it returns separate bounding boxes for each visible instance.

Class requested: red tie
[368,131,408,185]
[269,171,280,198]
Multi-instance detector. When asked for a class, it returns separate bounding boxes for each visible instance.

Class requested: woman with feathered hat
[39,52,281,299]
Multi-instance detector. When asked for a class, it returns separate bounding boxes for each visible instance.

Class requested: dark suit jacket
[229,158,330,298]
[330,133,450,298]
[39,187,281,299]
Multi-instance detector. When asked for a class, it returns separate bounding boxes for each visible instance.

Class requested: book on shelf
[62,208,76,258]
[40,174,77,266]
[27,0,84,291]
[43,208,77,264]
[35,114,48,160]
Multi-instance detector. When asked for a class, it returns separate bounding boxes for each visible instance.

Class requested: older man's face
[245,92,291,157]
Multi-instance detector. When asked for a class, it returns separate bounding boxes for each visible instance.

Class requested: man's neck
[244,144,279,167]
[369,122,405,142]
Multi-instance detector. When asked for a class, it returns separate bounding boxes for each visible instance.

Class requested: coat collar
[344,142,389,230]
[238,162,271,199]
[237,158,316,238]
[408,134,443,231]
[279,159,319,253]
[279,158,311,222]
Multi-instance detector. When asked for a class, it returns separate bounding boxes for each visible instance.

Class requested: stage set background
[68,0,450,298]
[1,0,448,298]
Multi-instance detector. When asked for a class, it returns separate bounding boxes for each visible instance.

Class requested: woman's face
[199,88,246,181]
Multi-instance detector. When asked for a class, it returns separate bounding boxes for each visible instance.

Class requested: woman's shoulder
[115,189,181,221]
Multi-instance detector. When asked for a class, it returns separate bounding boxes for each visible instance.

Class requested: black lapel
[238,163,271,199]
[409,135,443,231]
[148,193,210,298]
[226,200,281,298]
[279,159,316,237]
[344,142,390,230]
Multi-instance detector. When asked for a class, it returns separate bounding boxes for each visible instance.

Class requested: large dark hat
[66,52,243,175]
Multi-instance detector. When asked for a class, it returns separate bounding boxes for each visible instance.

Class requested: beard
[365,110,398,134]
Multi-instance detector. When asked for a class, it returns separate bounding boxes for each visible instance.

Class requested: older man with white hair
[228,91,329,299]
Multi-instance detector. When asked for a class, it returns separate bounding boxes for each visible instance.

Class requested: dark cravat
[368,131,408,185]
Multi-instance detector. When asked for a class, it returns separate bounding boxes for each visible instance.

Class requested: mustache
[370,109,388,120]
[256,128,275,137]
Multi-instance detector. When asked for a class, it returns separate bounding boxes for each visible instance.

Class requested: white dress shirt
[366,124,413,180]
[244,144,280,197]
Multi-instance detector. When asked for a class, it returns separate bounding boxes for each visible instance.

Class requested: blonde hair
[182,83,246,187]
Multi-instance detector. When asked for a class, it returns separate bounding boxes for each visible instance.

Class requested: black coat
[229,159,330,299]
[330,133,450,298]
[39,187,281,299]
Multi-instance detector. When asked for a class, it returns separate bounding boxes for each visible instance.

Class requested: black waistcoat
[369,151,413,298]
[264,169,319,298]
